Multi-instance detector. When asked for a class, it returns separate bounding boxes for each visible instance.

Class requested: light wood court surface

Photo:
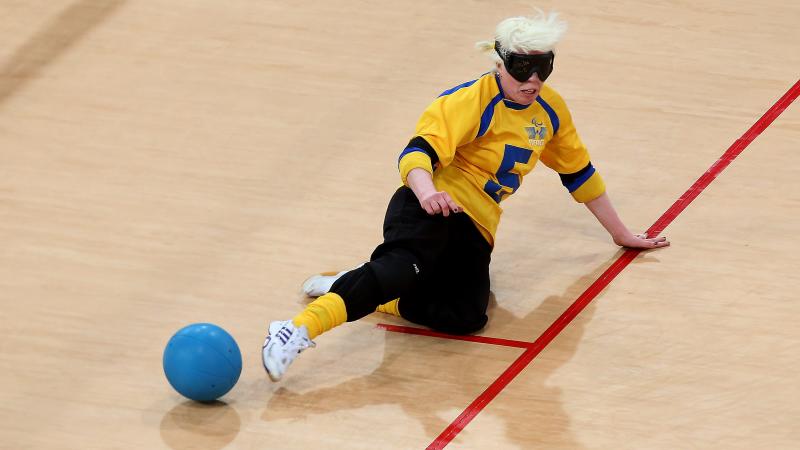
[1,1,798,448]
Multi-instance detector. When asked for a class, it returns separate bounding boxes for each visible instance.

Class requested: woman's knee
[429,310,488,335]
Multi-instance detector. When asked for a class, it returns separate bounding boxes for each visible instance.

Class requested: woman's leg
[395,212,492,335]
[263,187,452,380]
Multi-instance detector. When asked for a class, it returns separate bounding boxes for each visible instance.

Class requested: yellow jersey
[398,72,606,245]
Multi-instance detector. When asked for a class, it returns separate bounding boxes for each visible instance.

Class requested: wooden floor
[1,1,798,448]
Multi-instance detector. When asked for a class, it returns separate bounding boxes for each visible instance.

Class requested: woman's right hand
[418,190,462,216]
[406,168,462,217]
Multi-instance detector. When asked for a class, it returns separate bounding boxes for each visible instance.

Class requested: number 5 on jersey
[484,144,534,203]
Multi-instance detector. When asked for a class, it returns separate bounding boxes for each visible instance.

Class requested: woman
[262,10,668,382]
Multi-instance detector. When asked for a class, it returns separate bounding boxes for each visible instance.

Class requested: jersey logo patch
[525,119,547,148]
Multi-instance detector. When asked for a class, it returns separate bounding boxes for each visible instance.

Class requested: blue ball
[163,323,242,402]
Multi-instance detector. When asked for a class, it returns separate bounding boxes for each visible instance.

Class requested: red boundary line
[376,323,532,349]
[381,79,800,450]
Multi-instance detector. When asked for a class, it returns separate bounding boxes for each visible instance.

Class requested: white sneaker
[301,270,347,297]
[261,320,316,382]
[301,263,366,297]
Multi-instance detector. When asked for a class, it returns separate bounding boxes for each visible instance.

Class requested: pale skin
[405,58,669,250]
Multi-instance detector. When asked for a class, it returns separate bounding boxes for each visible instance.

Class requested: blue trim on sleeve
[398,147,433,164]
[559,162,595,193]
[438,79,479,97]
[477,93,504,138]
[405,136,439,165]
[536,96,560,135]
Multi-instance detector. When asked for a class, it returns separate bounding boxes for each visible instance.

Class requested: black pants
[330,186,492,335]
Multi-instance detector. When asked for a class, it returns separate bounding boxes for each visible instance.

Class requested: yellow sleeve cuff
[571,171,606,203]
[399,152,433,185]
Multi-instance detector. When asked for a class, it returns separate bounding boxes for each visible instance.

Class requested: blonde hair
[476,10,567,63]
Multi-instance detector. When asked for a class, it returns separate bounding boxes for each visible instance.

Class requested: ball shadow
[159,400,241,450]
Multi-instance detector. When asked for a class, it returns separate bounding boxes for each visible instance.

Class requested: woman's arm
[406,168,461,217]
[584,192,669,249]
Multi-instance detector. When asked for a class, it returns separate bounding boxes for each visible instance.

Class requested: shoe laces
[272,322,315,352]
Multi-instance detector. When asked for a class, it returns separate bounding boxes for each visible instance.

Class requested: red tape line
[377,323,532,348]
[422,78,800,449]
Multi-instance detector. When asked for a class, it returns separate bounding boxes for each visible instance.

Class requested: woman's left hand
[613,232,670,249]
